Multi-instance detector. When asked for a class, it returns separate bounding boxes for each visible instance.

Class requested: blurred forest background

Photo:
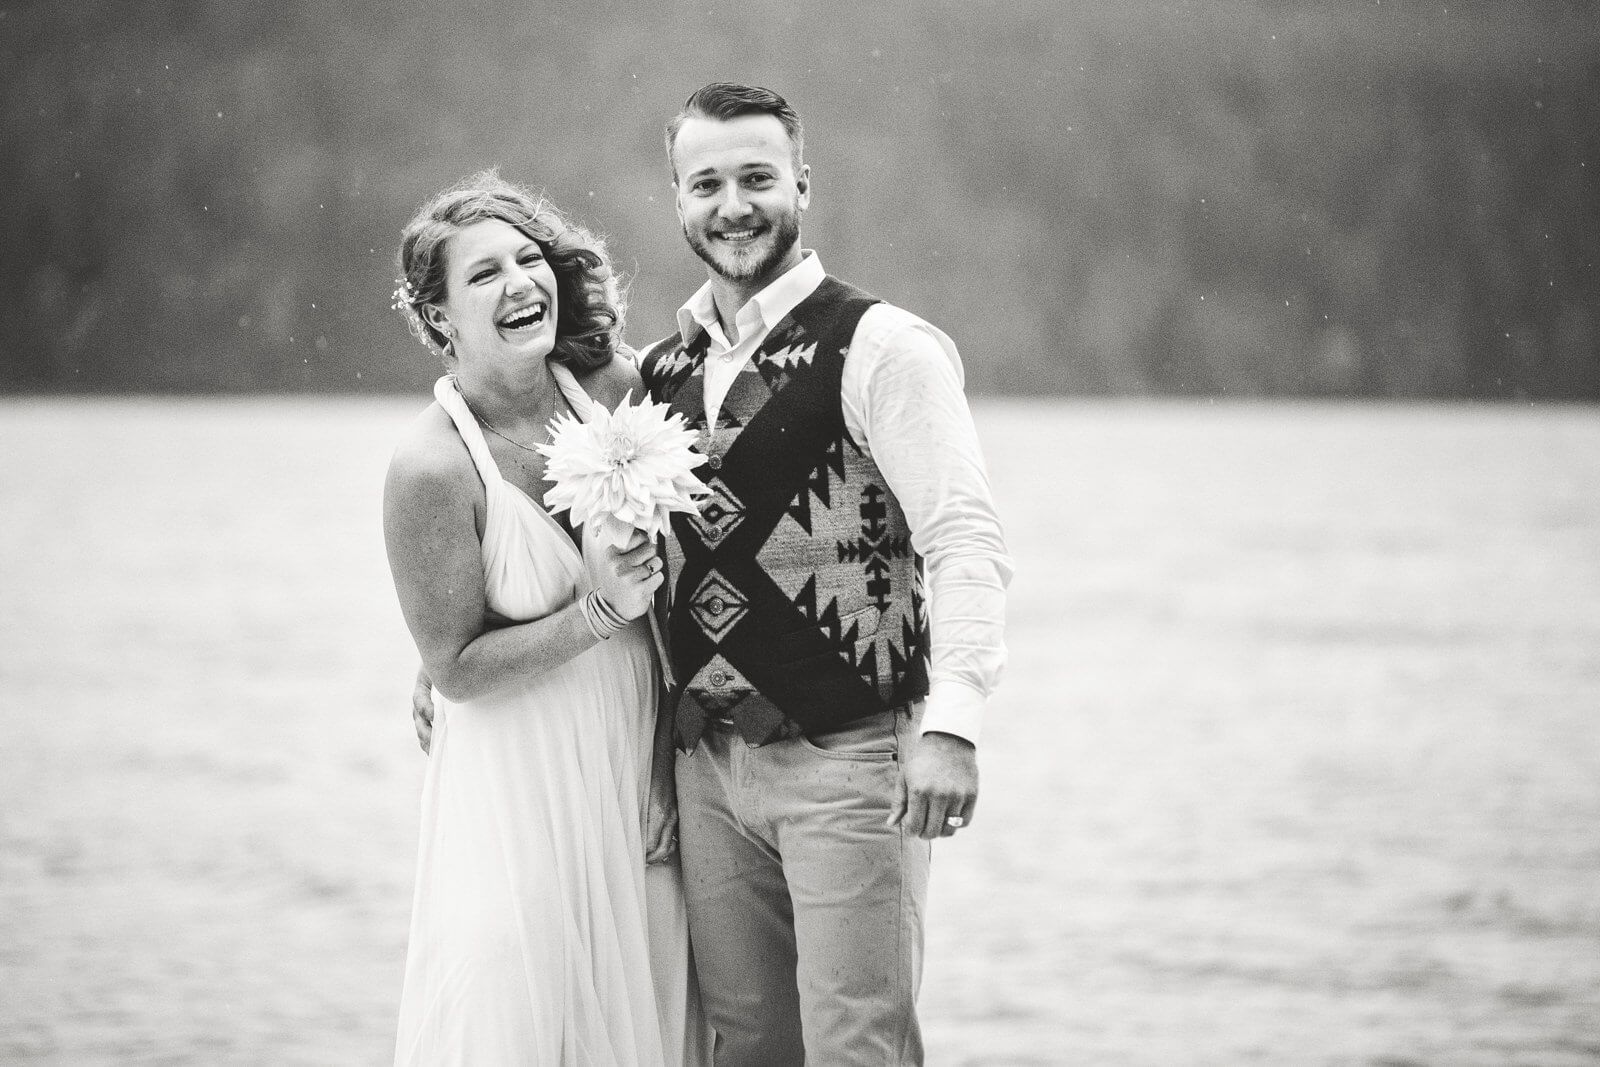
[2,0,1596,399]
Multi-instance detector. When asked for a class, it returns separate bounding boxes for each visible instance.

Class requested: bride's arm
[643,687,679,864]
[382,429,661,704]
[408,603,516,750]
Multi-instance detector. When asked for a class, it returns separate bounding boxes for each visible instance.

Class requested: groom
[642,83,1011,1065]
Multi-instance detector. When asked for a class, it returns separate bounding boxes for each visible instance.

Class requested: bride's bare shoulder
[385,402,473,500]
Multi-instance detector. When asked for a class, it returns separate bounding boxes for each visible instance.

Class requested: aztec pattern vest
[640,276,930,748]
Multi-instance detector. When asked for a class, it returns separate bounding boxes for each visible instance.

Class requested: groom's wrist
[919,679,984,746]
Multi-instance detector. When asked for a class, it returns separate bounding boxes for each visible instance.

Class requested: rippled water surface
[3,398,1598,1065]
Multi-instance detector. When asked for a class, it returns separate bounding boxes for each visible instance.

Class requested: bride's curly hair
[393,170,624,372]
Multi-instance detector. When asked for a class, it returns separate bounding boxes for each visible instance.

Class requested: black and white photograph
[3,2,1598,1064]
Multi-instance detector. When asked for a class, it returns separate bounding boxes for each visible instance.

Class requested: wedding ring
[945,816,965,829]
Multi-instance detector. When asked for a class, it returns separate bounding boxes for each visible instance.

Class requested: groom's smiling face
[672,114,809,287]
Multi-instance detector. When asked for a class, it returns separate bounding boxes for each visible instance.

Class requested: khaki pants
[676,706,931,1066]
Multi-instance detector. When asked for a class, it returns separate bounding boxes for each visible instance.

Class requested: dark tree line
[2,0,1596,398]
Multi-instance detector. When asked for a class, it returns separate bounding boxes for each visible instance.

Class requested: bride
[382,171,707,1065]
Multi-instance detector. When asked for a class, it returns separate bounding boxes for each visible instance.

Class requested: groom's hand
[412,667,435,754]
[889,730,979,840]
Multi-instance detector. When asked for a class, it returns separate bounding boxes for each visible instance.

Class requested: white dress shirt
[664,252,1012,745]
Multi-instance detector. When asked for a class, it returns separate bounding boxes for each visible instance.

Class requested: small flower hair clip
[391,277,439,353]
[391,277,419,312]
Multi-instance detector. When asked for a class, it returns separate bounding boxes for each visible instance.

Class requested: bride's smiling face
[427,219,559,368]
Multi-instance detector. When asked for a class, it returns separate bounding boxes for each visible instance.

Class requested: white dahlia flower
[537,392,709,548]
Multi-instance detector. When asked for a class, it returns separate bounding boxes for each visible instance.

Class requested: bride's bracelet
[580,590,627,641]
[593,591,631,631]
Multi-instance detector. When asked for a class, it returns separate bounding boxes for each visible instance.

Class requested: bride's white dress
[394,371,708,1066]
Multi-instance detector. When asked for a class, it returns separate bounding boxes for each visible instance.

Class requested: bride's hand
[586,529,663,621]
[643,765,679,866]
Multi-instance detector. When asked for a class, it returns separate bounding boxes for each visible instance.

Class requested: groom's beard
[683,206,802,285]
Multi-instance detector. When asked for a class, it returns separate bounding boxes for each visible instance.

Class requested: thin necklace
[460,394,547,454]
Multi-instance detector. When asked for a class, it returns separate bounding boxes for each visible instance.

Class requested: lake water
[2,397,1597,1066]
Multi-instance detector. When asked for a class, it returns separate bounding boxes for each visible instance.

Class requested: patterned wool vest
[640,276,931,747]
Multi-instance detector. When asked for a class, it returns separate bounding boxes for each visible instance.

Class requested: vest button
[707,454,722,470]
[705,526,722,541]
[709,670,728,686]
[707,596,725,615]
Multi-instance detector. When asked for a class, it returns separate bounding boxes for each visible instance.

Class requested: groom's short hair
[666,82,804,181]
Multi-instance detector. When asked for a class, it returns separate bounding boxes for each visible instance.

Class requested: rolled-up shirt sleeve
[843,306,1013,745]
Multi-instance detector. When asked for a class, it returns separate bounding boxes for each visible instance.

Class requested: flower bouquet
[536,392,709,682]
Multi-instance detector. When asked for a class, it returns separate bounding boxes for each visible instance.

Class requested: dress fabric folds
[394,371,707,1067]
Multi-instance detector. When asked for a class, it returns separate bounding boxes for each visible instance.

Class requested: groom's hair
[665,82,804,181]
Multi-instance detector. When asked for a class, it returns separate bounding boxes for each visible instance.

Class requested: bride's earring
[425,306,456,361]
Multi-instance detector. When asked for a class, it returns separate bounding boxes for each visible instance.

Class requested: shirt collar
[675,250,826,347]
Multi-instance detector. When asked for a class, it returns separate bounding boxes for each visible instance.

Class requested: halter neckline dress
[394,367,706,1066]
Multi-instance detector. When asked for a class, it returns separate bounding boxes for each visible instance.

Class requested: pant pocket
[798,709,900,762]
